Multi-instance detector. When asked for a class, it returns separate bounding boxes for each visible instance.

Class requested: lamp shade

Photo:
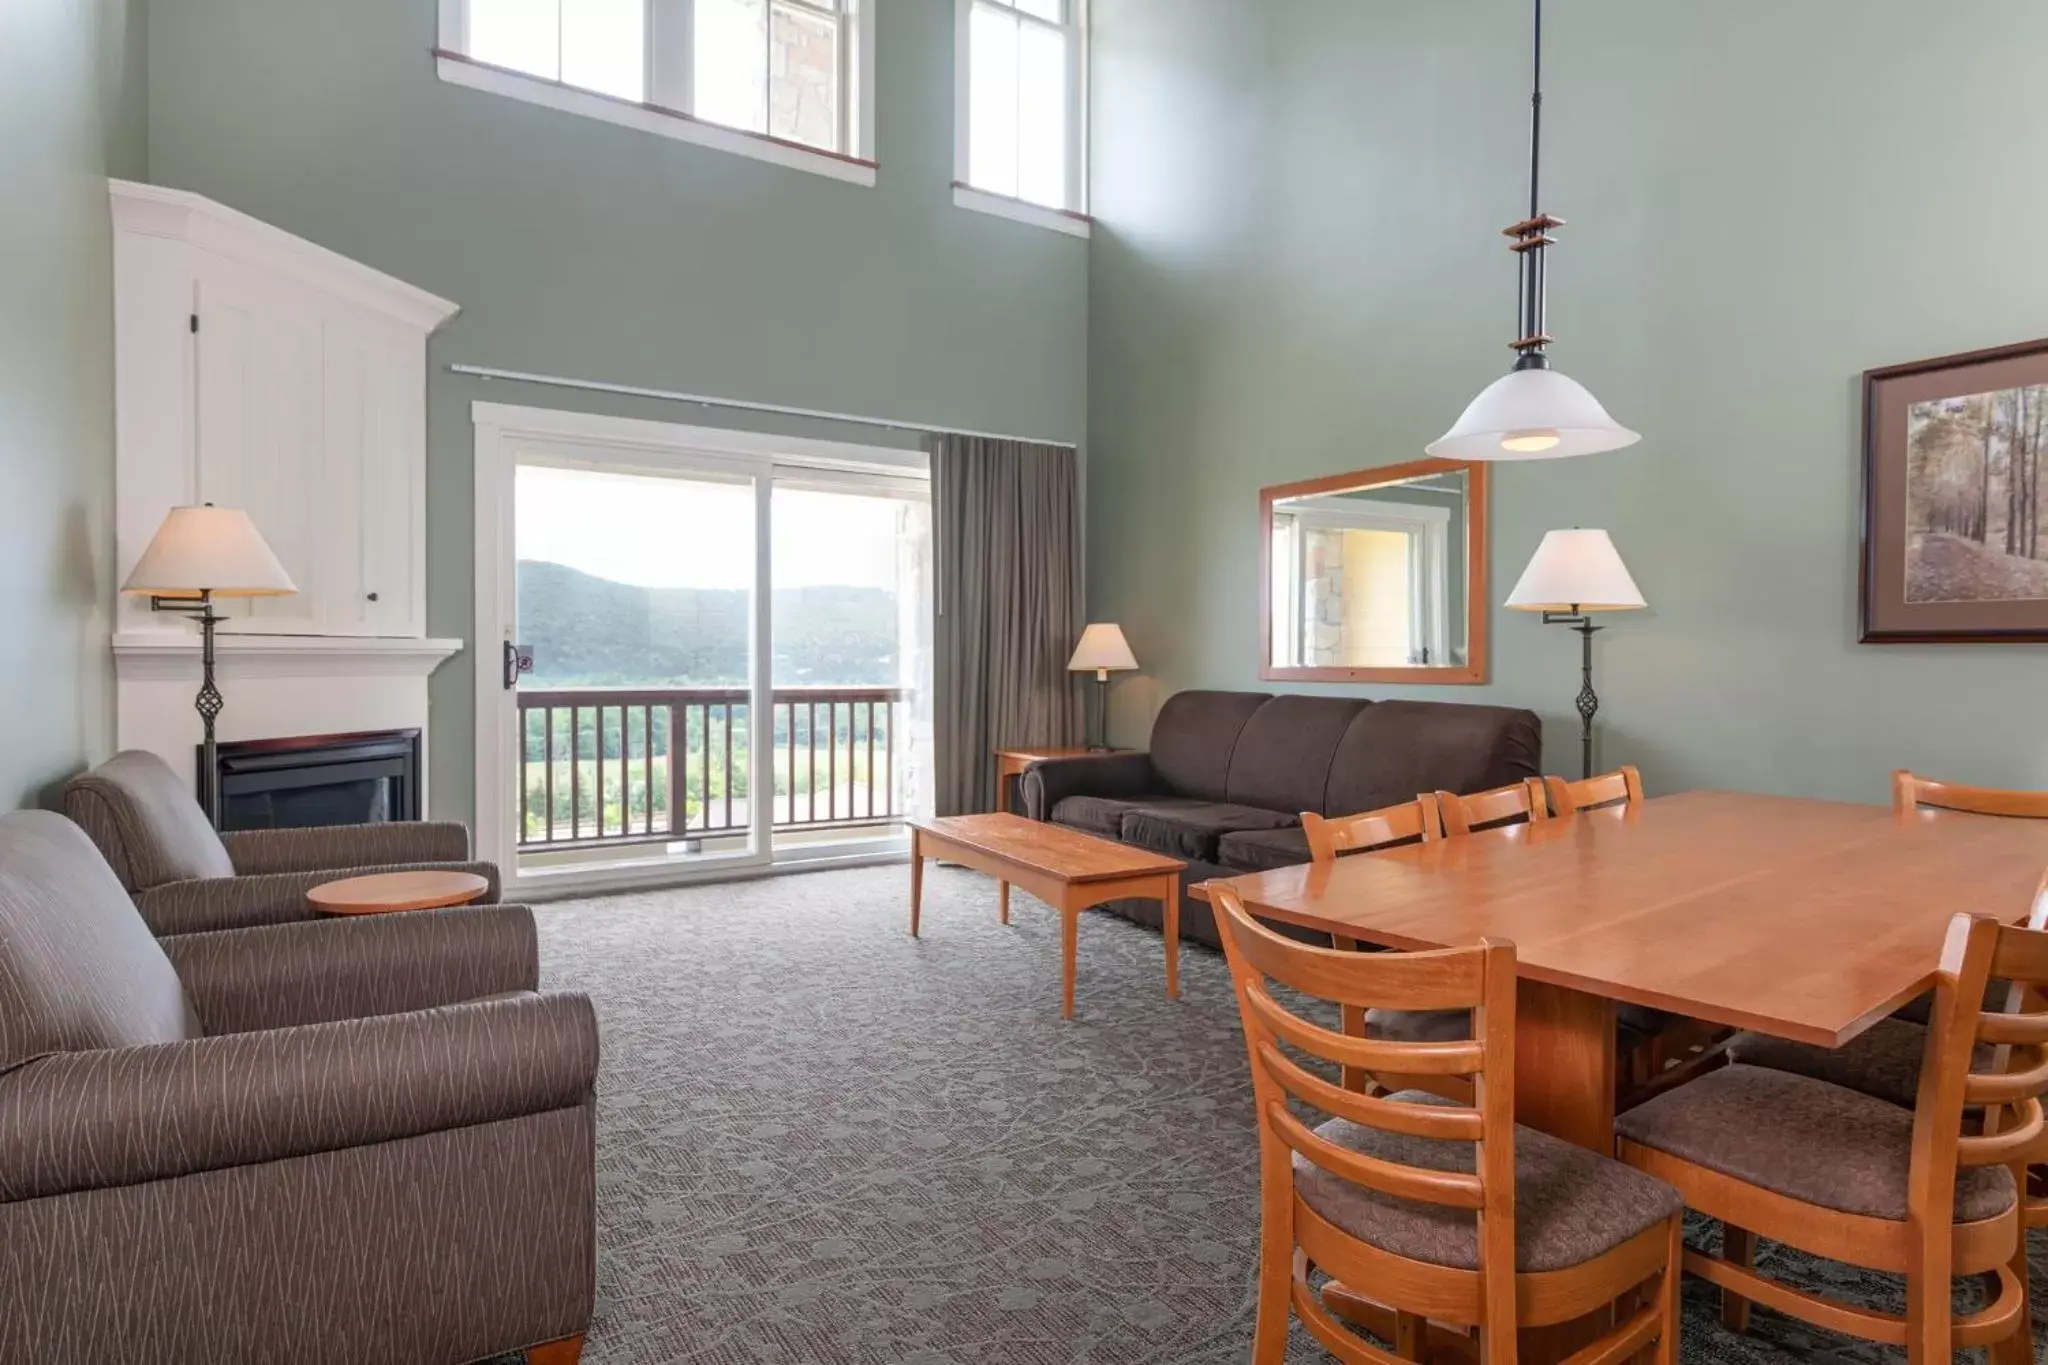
[1067,623,1138,673]
[1427,367,1641,462]
[122,506,297,598]
[1505,529,1645,612]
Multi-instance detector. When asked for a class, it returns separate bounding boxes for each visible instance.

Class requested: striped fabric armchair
[62,750,501,936]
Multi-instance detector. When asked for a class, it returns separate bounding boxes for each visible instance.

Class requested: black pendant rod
[1528,0,1543,223]
[1510,0,1557,371]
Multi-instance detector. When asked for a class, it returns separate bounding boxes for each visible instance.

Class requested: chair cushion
[1294,1091,1682,1273]
[1148,691,1271,802]
[1216,827,1312,874]
[1119,801,1299,864]
[1223,696,1371,815]
[60,750,236,891]
[1324,701,1543,819]
[1727,1018,1992,1111]
[1365,1009,1471,1044]
[0,812,199,1073]
[1048,795,1145,840]
[1615,1063,2016,1223]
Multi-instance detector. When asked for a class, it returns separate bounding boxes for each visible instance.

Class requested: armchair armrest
[0,991,598,1204]
[162,903,541,1034]
[133,859,503,936]
[222,821,475,875]
[1021,752,1158,821]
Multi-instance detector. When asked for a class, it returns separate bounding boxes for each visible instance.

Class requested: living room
[9,1,2048,1362]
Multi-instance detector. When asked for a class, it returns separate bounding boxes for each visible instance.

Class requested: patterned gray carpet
[529,863,2048,1364]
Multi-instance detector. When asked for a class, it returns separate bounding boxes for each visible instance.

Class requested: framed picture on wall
[1862,336,2048,642]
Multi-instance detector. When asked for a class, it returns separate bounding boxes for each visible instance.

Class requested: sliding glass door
[473,404,931,893]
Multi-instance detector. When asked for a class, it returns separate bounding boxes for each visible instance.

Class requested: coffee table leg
[1163,875,1180,1000]
[1061,905,1079,1019]
[909,830,924,938]
[999,880,1011,925]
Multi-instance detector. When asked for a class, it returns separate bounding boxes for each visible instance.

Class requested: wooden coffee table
[307,869,491,916]
[909,813,1184,1018]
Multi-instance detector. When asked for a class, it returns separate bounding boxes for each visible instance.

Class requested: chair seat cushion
[1118,800,1298,863]
[1048,795,1146,840]
[1726,1018,1991,1111]
[1615,1063,2016,1223]
[1365,1008,1470,1044]
[1294,1091,1682,1273]
[1216,827,1312,874]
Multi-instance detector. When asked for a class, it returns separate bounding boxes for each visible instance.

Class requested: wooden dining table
[1215,789,2048,1155]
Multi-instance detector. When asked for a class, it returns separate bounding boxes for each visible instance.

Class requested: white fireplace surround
[110,180,464,801]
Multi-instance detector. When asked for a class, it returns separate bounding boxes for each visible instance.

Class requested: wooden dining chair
[1895,769,2048,818]
[1302,793,1442,864]
[1436,779,1550,838]
[1544,765,1645,817]
[1617,910,2048,1362]
[1211,883,1685,1365]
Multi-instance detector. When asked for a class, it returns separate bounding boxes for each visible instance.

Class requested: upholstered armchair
[0,811,596,1365]
[62,749,502,935]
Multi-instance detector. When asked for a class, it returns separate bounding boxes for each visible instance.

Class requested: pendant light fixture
[1427,0,1639,462]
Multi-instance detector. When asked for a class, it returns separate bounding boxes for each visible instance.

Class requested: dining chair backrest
[1544,766,1645,818]
[1211,883,1522,1359]
[1437,779,1550,838]
[1894,771,2048,820]
[1301,794,1443,866]
[1914,906,2048,1222]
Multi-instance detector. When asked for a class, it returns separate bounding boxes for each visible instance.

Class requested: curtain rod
[446,364,1079,450]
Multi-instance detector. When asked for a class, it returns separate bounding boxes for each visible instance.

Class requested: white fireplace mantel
[113,632,465,681]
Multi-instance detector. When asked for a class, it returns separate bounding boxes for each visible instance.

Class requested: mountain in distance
[516,559,900,687]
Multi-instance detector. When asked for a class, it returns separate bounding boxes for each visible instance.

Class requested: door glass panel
[770,483,933,851]
[513,463,759,873]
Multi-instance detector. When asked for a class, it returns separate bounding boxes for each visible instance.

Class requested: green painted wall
[1089,0,2048,800]
[0,0,144,808]
[145,0,1088,822]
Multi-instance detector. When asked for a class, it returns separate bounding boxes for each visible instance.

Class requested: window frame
[437,0,877,187]
[952,0,1091,238]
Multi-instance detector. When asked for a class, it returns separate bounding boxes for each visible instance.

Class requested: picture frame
[1861,335,2048,643]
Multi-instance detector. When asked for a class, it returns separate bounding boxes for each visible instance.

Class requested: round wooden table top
[306,869,491,916]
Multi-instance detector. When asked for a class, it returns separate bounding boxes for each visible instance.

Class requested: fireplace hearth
[210,730,422,832]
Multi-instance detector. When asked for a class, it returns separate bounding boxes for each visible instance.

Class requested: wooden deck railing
[515,685,905,850]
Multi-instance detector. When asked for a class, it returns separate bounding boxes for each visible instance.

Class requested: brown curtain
[931,435,1084,815]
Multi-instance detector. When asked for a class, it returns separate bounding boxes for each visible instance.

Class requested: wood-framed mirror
[1260,457,1489,685]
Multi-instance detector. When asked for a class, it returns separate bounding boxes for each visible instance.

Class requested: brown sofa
[62,749,502,936]
[1022,690,1541,947]
[0,811,596,1365]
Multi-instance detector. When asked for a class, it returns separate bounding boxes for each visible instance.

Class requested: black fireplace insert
[208,730,422,832]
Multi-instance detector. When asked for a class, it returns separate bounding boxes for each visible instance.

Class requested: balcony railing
[516,685,905,850]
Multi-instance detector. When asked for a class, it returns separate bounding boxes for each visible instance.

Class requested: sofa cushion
[1224,696,1372,815]
[1119,800,1298,864]
[1149,691,1271,802]
[0,812,199,1074]
[1047,795,1146,840]
[1324,701,1542,817]
[60,750,237,891]
[1217,827,1313,874]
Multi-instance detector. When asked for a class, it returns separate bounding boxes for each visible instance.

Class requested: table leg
[909,830,924,938]
[999,880,1011,925]
[1163,875,1180,1000]
[1061,905,1079,1019]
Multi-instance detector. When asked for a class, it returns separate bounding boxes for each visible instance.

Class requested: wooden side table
[307,870,491,916]
[993,745,1132,815]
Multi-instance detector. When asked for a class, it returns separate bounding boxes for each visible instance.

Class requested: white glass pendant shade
[1428,367,1641,462]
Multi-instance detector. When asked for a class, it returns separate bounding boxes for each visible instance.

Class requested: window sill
[434,51,878,188]
[951,183,1092,239]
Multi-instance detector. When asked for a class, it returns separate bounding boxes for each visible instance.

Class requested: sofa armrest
[162,903,541,1034]
[132,859,503,936]
[0,991,597,1205]
[222,821,475,875]
[1021,752,1159,821]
